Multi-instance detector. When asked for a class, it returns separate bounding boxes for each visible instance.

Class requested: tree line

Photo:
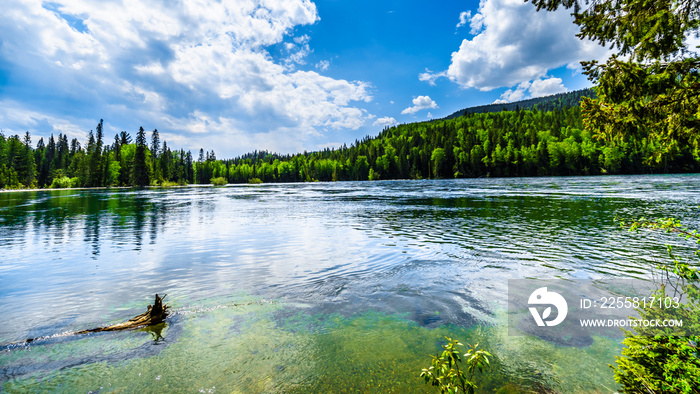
[0,121,195,189]
[221,105,698,183]
[1,104,699,189]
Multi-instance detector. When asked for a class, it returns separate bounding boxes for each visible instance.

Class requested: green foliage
[210,176,227,186]
[0,163,20,189]
[531,4,700,385]
[420,337,492,394]
[219,106,697,184]
[527,0,700,165]
[368,167,379,181]
[443,88,595,120]
[4,85,700,190]
[431,147,446,178]
[106,158,121,186]
[50,176,78,189]
[131,127,150,187]
[88,120,104,187]
[247,177,262,184]
[531,0,699,61]
[613,218,700,393]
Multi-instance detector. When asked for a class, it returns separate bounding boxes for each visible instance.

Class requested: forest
[1,90,698,189]
[442,87,595,119]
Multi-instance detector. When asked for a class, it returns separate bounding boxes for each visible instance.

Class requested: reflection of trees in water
[85,212,100,256]
[0,190,175,253]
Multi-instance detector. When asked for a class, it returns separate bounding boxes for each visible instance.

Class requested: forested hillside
[1,91,698,189]
[220,105,698,183]
[442,88,595,119]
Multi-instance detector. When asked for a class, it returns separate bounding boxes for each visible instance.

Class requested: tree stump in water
[12,294,169,345]
[75,294,169,334]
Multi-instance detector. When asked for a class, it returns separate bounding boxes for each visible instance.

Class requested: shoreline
[1,172,698,194]
[0,185,190,194]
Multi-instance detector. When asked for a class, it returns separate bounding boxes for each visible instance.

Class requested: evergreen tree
[186,150,194,183]
[89,119,104,186]
[196,148,205,183]
[110,133,122,186]
[46,134,56,183]
[527,0,700,164]
[131,126,150,187]
[160,141,172,182]
[120,131,131,146]
[35,137,49,187]
[20,131,37,187]
[151,128,161,183]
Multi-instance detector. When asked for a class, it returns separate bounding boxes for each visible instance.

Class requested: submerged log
[16,294,169,344]
[75,294,169,334]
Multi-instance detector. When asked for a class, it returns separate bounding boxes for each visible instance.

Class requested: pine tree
[186,150,194,183]
[89,119,104,187]
[160,141,171,182]
[46,134,56,182]
[527,0,700,165]
[20,131,37,187]
[111,133,122,186]
[197,148,205,183]
[35,137,48,187]
[120,131,131,146]
[131,126,150,187]
[151,128,161,183]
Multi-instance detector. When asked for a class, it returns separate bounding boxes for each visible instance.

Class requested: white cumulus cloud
[401,96,438,115]
[456,11,471,29]
[419,68,441,86]
[493,81,531,104]
[315,60,330,71]
[421,0,609,92]
[0,0,374,156]
[493,77,568,103]
[529,77,567,97]
[373,116,397,127]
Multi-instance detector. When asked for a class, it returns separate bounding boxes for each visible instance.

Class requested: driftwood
[75,294,169,334]
[22,294,169,344]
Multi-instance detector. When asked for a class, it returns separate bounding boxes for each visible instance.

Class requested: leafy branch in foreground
[420,337,491,394]
[614,217,700,393]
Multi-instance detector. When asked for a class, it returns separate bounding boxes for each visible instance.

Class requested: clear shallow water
[1,175,699,392]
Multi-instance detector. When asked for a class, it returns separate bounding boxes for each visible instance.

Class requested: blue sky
[1,0,610,157]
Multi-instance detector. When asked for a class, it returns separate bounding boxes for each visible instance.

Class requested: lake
[1,174,699,392]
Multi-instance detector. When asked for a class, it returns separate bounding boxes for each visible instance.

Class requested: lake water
[1,175,699,392]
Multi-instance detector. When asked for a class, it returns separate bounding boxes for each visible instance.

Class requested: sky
[0,0,614,157]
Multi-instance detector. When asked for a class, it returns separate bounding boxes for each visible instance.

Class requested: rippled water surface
[1,175,699,392]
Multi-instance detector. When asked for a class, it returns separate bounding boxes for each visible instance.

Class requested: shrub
[420,337,491,394]
[210,177,227,186]
[247,178,262,184]
[50,176,78,189]
[613,218,700,393]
